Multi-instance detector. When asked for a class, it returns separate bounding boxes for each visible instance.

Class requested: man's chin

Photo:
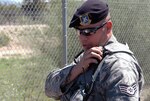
[83,46,91,51]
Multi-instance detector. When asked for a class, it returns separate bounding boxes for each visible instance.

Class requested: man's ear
[106,21,112,33]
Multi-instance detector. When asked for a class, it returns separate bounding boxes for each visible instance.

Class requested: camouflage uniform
[45,35,144,101]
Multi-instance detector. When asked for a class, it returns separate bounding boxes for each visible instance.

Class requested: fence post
[62,0,68,66]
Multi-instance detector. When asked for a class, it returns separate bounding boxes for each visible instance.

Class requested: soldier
[45,0,144,101]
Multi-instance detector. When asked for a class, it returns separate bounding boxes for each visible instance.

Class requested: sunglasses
[76,20,110,36]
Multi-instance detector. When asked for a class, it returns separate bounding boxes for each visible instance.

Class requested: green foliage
[0,58,27,100]
[0,33,10,47]
[21,55,56,101]
[21,0,48,21]
[0,23,62,101]
[0,4,17,10]
[0,56,56,101]
[0,4,21,24]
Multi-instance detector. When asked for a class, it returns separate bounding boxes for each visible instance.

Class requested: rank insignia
[119,83,137,96]
[79,13,91,26]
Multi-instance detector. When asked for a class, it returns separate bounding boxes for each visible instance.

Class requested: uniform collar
[103,35,134,55]
[104,34,118,46]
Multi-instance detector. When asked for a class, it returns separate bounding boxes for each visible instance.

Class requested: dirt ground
[0,25,49,58]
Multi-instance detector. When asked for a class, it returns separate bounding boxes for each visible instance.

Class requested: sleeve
[103,57,141,101]
[45,63,75,99]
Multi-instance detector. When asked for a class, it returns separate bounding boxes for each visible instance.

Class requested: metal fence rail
[0,0,149,101]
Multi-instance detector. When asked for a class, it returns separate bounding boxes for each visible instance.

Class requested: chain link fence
[0,0,150,101]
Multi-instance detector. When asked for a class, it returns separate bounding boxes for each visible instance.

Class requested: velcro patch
[119,83,137,96]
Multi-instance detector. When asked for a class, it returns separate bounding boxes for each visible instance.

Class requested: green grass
[0,58,26,100]
[0,21,62,101]
[0,56,57,101]
[0,33,10,47]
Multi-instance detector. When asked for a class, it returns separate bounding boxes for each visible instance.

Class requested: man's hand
[66,47,103,84]
[78,47,103,71]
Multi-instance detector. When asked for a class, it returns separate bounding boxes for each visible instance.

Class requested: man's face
[76,20,109,51]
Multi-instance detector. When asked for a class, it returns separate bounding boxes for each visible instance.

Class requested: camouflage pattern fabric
[45,35,144,101]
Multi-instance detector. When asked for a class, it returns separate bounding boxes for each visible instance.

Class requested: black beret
[69,0,109,28]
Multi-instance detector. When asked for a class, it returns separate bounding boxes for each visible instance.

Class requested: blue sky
[0,0,50,5]
[0,0,23,4]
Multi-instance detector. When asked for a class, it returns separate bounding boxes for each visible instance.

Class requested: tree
[0,4,19,24]
[21,0,48,21]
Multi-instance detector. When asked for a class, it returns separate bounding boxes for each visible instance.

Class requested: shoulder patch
[119,83,137,96]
